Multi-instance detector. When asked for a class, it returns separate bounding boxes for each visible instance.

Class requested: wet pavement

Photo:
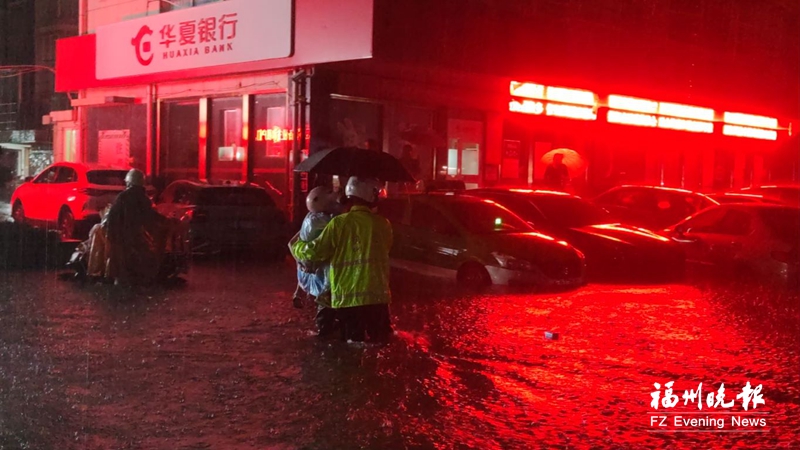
[1,260,798,449]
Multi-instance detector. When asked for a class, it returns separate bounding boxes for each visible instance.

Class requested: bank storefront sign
[96,0,292,80]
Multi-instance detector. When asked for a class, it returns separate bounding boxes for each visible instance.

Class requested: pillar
[732,148,746,189]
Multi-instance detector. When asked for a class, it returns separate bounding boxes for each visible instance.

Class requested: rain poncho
[296,212,333,297]
[292,206,393,309]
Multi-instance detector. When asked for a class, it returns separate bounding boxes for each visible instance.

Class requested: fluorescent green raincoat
[291,205,393,309]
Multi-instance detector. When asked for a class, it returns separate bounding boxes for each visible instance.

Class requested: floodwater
[1,261,798,449]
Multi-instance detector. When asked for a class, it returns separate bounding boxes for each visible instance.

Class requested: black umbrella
[294,147,415,182]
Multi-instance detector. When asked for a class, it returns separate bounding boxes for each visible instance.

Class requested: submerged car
[468,189,685,281]
[593,185,718,230]
[155,180,288,256]
[377,193,586,290]
[665,204,799,287]
[708,192,783,205]
[10,162,154,240]
[738,184,800,206]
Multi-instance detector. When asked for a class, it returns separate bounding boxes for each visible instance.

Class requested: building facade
[0,0,78,182]
[53,0,799,220]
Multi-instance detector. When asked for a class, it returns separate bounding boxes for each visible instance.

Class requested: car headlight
[492,252,534,271]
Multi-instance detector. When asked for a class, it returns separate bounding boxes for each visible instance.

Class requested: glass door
[446,118,483,188]
[209,97,244,182]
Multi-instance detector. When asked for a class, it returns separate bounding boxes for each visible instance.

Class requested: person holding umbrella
[544,153,570,190]
[290,176,393,343]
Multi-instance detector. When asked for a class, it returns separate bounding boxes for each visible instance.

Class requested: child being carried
[291,187,342,334]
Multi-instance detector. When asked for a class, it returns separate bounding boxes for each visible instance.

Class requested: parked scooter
[67,210,190,284]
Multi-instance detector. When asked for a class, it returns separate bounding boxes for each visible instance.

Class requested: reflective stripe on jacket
[291,205,393,309]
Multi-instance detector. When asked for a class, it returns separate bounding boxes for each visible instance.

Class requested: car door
[25,166,60,220]
[695,208,754,268]
[376,198,411,260]
[671,208,726,265]
[406,200,468,275]
[674,207,752,267]
[50,166,79,221]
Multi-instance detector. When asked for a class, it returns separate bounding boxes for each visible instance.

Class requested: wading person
[291,176,393,343]
[105,169,163,286]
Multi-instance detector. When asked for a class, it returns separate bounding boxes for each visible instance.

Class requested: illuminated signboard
[509,82,597,120]
[658,102,715,122]
[723,112,778,129]
[608,95,658,114]
[722,112,778,141]
[606,94,714,133]
[607,108,713,133]
[658,116,713,133]
[607,110,657,127]
[255,126,292,143]
[509,100,597,121]
[723,125,777,141]
[511,82,782,140]
[510,81,596,106]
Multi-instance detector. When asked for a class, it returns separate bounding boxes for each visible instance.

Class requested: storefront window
[253,93,289,210]
[86,105,147,171]
[159,100,199,183]
[209,97,244,182]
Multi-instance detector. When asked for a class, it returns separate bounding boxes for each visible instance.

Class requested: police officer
[291,176,393,343]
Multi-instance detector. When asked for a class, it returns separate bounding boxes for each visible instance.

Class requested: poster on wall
[328,99,383,151]
[501,139,521,179]
[98,130,131,168]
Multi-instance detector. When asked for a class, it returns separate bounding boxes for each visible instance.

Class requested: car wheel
[58,208,75,240]
[12,201,25,224]
[457,262,491,291]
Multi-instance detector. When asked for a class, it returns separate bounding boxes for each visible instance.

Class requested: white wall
[87,0,156,31]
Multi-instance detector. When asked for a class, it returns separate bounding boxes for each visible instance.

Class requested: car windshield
[86,170,128,186]
[437,198,531,234]
[758,208,800,243]
[197,188,275,207]
[529,196,612,227]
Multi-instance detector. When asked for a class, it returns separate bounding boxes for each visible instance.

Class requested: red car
[11,162,153,240]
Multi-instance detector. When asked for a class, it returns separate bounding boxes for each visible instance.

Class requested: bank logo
[131,25,154,66]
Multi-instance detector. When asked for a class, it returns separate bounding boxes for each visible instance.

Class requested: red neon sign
[509,100,596,121]
[658,102,715,122]
[255,126,292,143]
[545,86,596,106]
[657,116,713,133]
[510,81,596,106]
[723,112,778,130]
[608,95,658,114]
[722,125,777,141]
[509,81,545,99]
[607,110,657,127]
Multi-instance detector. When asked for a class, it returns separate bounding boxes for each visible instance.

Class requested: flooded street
[1,261,798,449]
